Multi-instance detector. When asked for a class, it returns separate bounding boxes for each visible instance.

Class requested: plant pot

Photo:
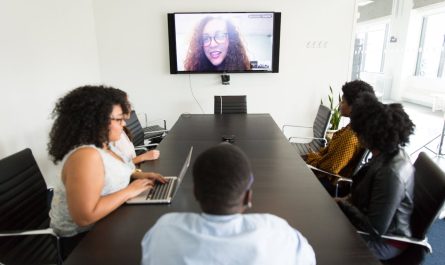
[326,129,338,143]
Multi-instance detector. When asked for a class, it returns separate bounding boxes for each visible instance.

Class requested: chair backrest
[214,95,247,114]
[410,152,445,239]
[125,110,145,146]
[340,149,370,178]
[0,148,58,264]
[0,148,49,230]
[313,104,332,140]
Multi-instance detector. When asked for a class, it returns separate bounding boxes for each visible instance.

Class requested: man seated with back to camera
[305,80,377,196]
[140,143,316,265]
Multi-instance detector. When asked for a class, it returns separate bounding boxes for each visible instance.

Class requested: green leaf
[324,86,342,130]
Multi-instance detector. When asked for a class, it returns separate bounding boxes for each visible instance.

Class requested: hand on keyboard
[127,179,154,199]
[144,172,167,184]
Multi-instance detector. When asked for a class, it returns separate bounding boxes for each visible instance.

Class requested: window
[415,11,445,78]
[354,23,389,74]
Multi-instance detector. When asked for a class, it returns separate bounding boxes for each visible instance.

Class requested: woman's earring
[246,202,252,209]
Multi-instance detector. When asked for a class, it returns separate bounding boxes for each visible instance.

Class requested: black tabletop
[64,114,380,265]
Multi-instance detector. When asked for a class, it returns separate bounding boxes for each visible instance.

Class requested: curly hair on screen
[193,143,252,214]
[184,16,251,71]
[48,85,130,163]
[350,93,415,154]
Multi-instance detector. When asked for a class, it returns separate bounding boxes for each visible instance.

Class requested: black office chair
[0,148,62,265]
[214,95,247,114]
[139,112,169,144]
[125,111,166,153]
[308,149,370,197]
[282,104,332,156]
[358,152,445,265]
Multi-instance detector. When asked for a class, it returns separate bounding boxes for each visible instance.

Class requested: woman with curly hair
[336,93,416,261]
[109,90,162,166]
[184,16,251,71]
[48,85,159,258]
[306,80,376,185]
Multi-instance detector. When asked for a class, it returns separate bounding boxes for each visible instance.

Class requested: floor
[401,101,445,218]
[402,101,445,169]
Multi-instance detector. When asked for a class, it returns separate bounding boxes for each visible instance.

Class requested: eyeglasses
[202,32,228,47]
[110,117,125,125]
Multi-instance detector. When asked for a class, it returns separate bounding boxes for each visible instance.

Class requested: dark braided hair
[48,85,130,163]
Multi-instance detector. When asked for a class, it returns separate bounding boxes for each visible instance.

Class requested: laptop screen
[177,146,193,185]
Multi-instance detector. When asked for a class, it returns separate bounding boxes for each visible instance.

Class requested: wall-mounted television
[167,12,281,74]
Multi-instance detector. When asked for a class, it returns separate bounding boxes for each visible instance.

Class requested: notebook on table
[126,146,193,204]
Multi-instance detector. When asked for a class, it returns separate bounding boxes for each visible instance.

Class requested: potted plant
[321,86,342,140]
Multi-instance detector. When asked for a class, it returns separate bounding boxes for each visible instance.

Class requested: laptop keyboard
[147,178,176,200]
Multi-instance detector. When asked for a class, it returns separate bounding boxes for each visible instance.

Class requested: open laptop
[126,146,193,204]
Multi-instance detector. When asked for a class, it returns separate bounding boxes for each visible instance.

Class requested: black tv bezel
[167,12,281,74]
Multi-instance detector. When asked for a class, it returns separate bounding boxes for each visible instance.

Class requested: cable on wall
[189,74,205,114]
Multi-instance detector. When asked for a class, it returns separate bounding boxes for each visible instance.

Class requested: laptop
[126,146,193,204]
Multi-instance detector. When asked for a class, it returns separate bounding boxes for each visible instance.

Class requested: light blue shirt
[141,212,316,265]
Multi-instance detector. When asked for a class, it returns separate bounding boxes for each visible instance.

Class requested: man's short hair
[193,143,252,214]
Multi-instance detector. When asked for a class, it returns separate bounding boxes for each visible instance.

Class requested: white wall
[0,0,101,186]
[91,0,356,134]
[0,0,356,185]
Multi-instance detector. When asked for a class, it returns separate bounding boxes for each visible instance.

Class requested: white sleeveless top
[113,131,137,162]
[49,145,133,237]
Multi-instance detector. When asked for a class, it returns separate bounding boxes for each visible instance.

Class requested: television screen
[168,12,281,74]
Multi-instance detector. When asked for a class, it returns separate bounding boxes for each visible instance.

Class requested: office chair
[358,152,445,265]
[308,149,370,197]
[125,111,167,153]
[139,112,169,144]
[0,148,62,265]
[282,104,332,156]
[214,95,247,114]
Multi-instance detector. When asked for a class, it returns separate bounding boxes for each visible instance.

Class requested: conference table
[65,114,381,265]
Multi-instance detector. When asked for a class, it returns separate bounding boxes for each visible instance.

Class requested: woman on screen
[184,16,251,71]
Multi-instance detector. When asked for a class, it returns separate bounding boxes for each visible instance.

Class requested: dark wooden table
[64,114,381,265]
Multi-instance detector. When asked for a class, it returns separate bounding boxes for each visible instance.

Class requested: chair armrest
[134,146,147,152]
[308,164,352,197]
[1,228,63,265]
[308,164,352,183]
[356,231,432,253]
[147,119,167,130]
[143,129,168,135]
[0,228,59,238]
[282,124,312,133]
[134,143,158,151]
[307,164,342,178]
[139,112,167,130]
[289,136,325,142]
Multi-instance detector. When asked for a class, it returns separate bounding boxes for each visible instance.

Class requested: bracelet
[133,168,142,174]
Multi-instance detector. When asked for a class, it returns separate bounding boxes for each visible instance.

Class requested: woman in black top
[337,93,416,260]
